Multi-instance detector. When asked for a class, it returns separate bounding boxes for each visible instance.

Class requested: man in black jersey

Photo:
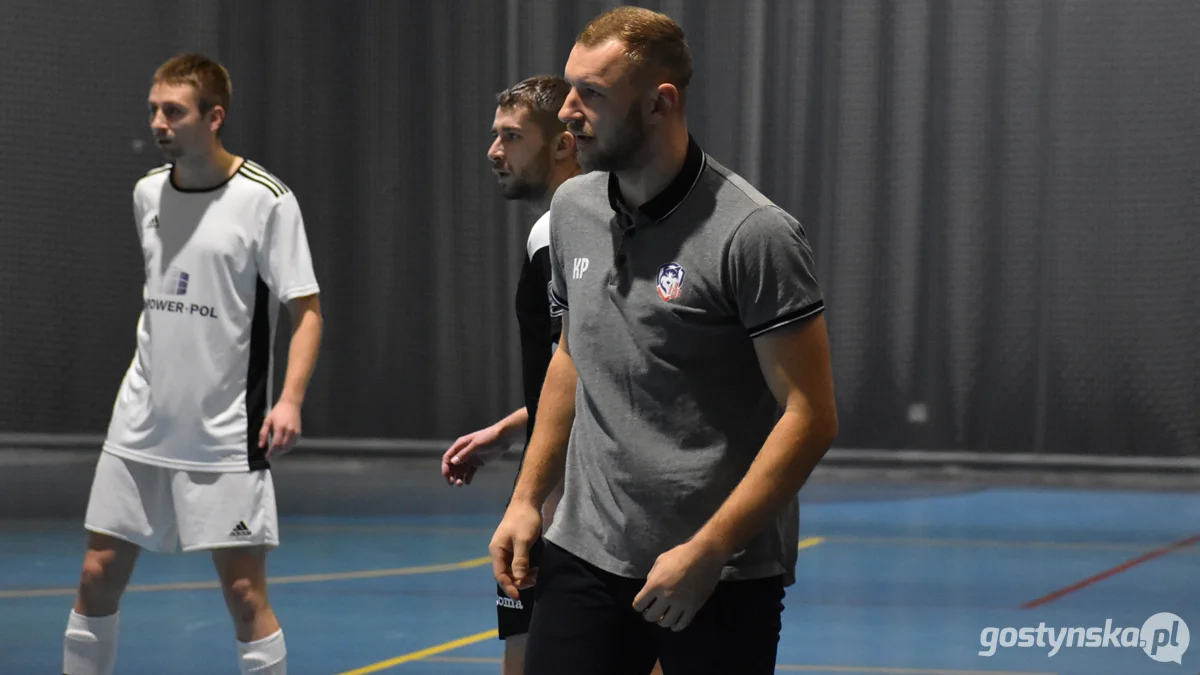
[440,75,581,675]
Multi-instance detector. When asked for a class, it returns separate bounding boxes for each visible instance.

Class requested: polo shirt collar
[608,134,706,224]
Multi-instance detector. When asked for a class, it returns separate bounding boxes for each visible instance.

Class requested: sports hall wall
[1,0,1196,459]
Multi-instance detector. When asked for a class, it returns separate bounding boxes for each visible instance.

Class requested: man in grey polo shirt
[489,7,839,674]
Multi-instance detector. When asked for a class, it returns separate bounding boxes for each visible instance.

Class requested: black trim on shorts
[246,276,271,471]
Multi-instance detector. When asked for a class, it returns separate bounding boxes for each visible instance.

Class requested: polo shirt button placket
[611,211,637,283]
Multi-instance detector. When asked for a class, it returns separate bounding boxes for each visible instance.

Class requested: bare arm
[279,294,323,406]
[442,406,528,485]
[510,310,576,510]
[690,315,838,558]
[259,293,322,456]
[491,406,530,444]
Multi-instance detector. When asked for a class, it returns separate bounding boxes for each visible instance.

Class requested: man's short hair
[153,53,232,121]
[496,75,572,140]
[576,6,692,105]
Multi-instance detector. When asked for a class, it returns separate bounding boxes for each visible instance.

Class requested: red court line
[1022,534,1200,609]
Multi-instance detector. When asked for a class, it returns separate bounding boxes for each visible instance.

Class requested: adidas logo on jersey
[230,521,253,537]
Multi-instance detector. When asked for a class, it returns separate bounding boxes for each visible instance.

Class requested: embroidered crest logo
[656,263,686,301]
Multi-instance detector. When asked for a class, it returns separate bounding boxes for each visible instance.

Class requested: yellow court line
[334,629,498,675]
[799,536,826,550]
[423,660,1054,675]
[0,536,818,601]
[772,662,1056,667]
[0,556,491,600]
[277,524,1170,554]
[287,524,495,535]
[333,540,825,673]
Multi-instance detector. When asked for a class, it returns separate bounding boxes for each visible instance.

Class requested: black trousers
[525,540,786,675]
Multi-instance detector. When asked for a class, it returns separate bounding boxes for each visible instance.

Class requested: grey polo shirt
[544,135,825,585]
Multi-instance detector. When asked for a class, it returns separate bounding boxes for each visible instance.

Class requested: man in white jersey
[63,53,322,675]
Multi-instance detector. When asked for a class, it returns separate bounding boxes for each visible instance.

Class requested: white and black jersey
[515,211,563,444]
[102,160,320,473]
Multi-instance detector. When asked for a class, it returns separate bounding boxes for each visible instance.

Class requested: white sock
[238,629,287,674]
[63,610,119,675]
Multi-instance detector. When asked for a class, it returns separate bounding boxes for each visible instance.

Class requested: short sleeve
[257,192,320,303]
[131,187,143,242]
[726,206,824,337]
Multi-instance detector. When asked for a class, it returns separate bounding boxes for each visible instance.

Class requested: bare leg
[64,532,140,675]
[74,532,140,616]
[502,633,527,675]
[213,546,287,674]
[212,546,279,642]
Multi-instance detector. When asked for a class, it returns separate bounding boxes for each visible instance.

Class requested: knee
[223,577,266,623]
[78,554,123,609]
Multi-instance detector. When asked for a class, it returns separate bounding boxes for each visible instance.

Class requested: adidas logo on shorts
[230,521,253,537]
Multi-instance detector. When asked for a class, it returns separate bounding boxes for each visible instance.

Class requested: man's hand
[632,538,728,632]
[442,424,513,486]
[489,499,543,600]
[259,401,302,458]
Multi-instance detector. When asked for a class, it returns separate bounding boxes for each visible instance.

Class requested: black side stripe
[238,167,283,197]
[240,162,289,195]
[246,276,271,471]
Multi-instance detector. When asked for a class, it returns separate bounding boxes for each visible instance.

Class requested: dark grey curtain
[1,0,1197,457]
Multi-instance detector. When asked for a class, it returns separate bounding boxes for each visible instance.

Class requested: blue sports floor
[1,465,1198,675]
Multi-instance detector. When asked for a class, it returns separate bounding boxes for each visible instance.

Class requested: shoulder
[526,210,552,260]
[133,163,171,195]
[698,157,804,242]
[138,163,172,182]
[729,204,805,250]
[547,171,608,248]
[234,159,294,201]
[550,170,607,208]
[703,156,782,215]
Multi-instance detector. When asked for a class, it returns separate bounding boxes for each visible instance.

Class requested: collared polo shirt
[545,135,825,584]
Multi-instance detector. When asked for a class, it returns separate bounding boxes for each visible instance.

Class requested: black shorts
[525,540,786,675]
[496,536,544,639]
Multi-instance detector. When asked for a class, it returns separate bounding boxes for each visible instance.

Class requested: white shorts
[84,450,280,553]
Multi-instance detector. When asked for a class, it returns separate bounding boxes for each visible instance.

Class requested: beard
[499,175,547,202]
[498,142,554,202]
[576,102,650,173]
